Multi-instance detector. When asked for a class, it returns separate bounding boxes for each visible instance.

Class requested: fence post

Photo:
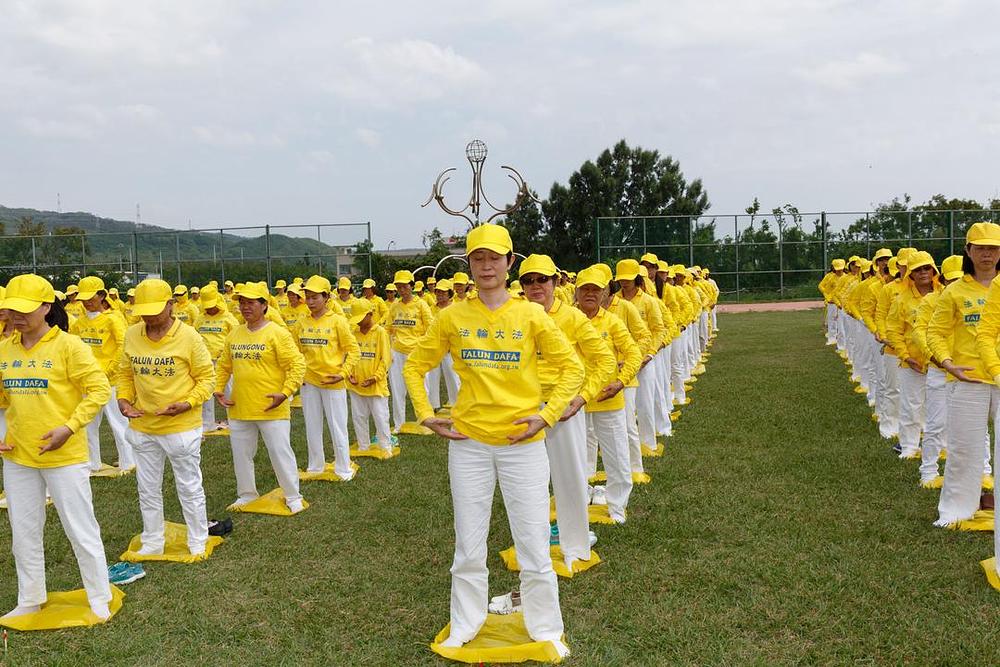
[949,210,955,255]
[821,211,827,273]
[865,212,871,258]
[595,219,601,264]
[31,237,37,274]
[642,217,647,256]
[132,230,139,284]
[734,215,740,303]
[265,224,273,288]
[219,229,226,284]
[367,221,373,277]
[175,232,182,284]
[82,234,87,276]
[688,216,694,266]
[316,225,323,276]
[778,218,784,298]
[907,211,913,247]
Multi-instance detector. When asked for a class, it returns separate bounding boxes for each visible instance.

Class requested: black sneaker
[208,517,233,537]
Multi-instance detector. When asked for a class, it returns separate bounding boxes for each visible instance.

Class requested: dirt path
[717,300,823,314]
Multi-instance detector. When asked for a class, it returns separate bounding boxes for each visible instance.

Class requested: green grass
[2,310,999,665]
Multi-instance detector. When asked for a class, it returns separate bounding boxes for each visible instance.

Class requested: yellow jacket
[173,297,200,326]
[117,319,216,434]
[388,296,434,355]
[912,291,945,370]
[543,299,616,406]
[858,277,885,333]
[69,308,126,379]
[607,295,652,389]
[402,296,583,445]
[885,281,942,369]
[364,295,390,326]
[280,303,310,330]
[973,275,1000,382]
[292,310,361,389]
[583,307,642,412]
[348,324,391,397]
[626,290,664,353]
[0,327,110,468]
[876,279,905,346]
[215,322,306,420]
[194,309,240,361]
[929,275,991,383]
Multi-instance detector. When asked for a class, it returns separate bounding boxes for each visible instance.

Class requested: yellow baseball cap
[362,278,376,289]
[465,223,513,255]
[426,276,437,285]
[305,275,332,294]
[941,255,964,281]
[199,286,222,309]
[966,222,1000,246]
[576,266,609,289]
[859,258,872,273]
[640,252,658,265]
[591,263,613,283]
[133,279,174,317]
[831,259,846,271]
[906,251,937,275]
[888,257,899,277]
[393,270,414,284]
[286,282,304,296]
[173,284,188,296]
[76,276,106,301]
[873,248,893,261]
[656,260,669,272]
[108,287,120,296]
[349,298,373,326]
[452,271,470,285]
[414,280,424,291]
[275,279,287,288]
[615,259,641,281]
[897,248,917,265]
[189,286,200,295]
[65,284,79,295]
[3,274,56,313]
[126,288,135,298]
[435,279,453,292]
[235,282,269,300]
[385,283,397,292]
[519,254,558,278]
[337,277,352,291]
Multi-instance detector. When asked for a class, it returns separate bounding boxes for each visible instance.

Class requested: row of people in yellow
[820,221,1000,590]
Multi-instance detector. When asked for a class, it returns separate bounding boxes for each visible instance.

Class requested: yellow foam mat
[939,449,947,461]
[673,398,691,407]
[349,445,400,460]
[398,421,434,436]
[919,476,944,490]
[91,464,136,478]
[870,414,879,423]
[120,521,224,563]
[670,411,681,422]
[0,586,124,631]
[853,385,867,394]
[588,471,651,484]
[203,428,231,438]
[984,475,995,491]
[547,497,618,525]
[298,461,359,482]
[692,364,706,375]
[499,545,601,579]
[430,612,566,664]
[228,488,310,516]
[950,509,994,532]
[290,395,302,408]
[981,557,1000,591]
[641,442,664,457]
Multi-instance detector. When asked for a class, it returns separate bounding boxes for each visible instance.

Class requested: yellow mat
[950,509,994,532]
[120,521,224,563]
[0,586,124,631]
[641,442,664,457]
[981,557,1000,592]
[588,471,651,484]
[349,445,400,460]
[853,385,867,394]
[984,475,995,491]
[870,414,879,424]
[548,497,618,525]
[203,428,231,438]
[673,398,691,407]
[499,545,601,579]
[298,461,359,482]
[398,422,434,436]
[290,395,302,408]
[692,364,706,375]
[940,449,947,461]
[670,411,680,422]
[430,612,566,664]
[90,464,135,478]
[919,476,944,490]
[228,488,310,516]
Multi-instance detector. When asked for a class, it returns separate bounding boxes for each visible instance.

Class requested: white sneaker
[588,530,598,548]
[488,590,521,615]
[230,496,256,508]
[89,602,111,620]
[439,635,465,648]
[2,604,40,619]
[136,543,163,556]
[591,486,607,506]
[286,499,305,514]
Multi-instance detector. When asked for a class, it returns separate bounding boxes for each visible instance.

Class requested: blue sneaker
[891,443,902,455]
[109,562,146,585]
[549,523,560,545]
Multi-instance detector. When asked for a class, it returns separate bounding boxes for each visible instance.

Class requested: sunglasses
[519,275,553,286]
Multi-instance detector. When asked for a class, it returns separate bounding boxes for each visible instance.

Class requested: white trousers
[447,439,563,643]
[878,354,900,438]
[425,365,443,410]
[634,363,657,450]
[442,354,460,406]
[920,367,948,481]
[825,304,837,343]
[699,312,709,352]
[622,386,642,473]
[130,427,208,553]
[687,325,700,371]
[653,348,672,437]
[586,410,633,521]
[349,393,392,451]
[300,383,352,478]
[545,410,591,566]
[711,307,718,331]
[670,339,687,405]
[4,459,111,608]
[86,387,134,470]
[937,382,998,525]
[897,366,926,457]
[389,351,410,429]
[229,419,302,505]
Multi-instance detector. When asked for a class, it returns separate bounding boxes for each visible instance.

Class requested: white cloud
[356,128,381,148]
[20,116,97,140]
[794,52,907,91]
[192,126,285,149]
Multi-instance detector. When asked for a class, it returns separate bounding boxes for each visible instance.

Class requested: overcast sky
[2,0,998,247]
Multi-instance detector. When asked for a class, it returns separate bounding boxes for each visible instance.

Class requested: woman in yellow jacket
[520,254,616,570]
[0,274,114,620]
[885,251,942,459]
[820,259,847,345]
[387,270,433,432]
[117,279,216,556]
[346,300,393,454]
[576,266,643,523]
[426,279,460,410]
[874,250,913,439]
[193,285,239,433]
[928,223,1000,526]
[294,275,361,481]
[69,275,133,472]
[214,282,307,513]
[279,283,309,330]
[637,258,676,439]
[402,224,583,658]
[361,279,389,326]
[911,255,963,485]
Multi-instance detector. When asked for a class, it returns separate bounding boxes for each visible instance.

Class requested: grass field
[2,309,999,665]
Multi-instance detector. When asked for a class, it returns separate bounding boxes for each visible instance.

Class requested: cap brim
[970,239,1000,246]
[200,298,221,310]
[1,297,49,314]
[614,272,639,281]
[75,291,98,301]
[349,312,370,325]
[132,301,169,317]
[466,242,511,256]
[943,271,964,281]
[576,280,608,289]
